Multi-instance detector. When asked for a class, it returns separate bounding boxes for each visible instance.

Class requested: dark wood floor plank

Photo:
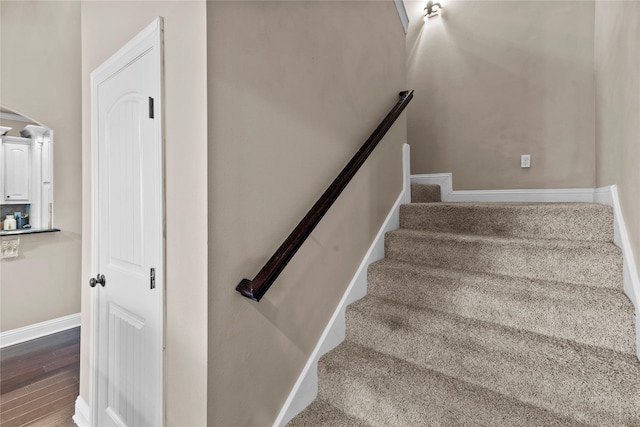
[2,352,79,394]
[1,387,77,427]
[0,327,80,427]
[2,367,78,405]
[0,383,30,406]
[0,329,80,361]
[2,355,55,381]
[42,352,80,373]
[26,405,76,427]
[0,367,47,395]
[52,344,80,358]
[2,383,78,423]
[1,338,79,386]
[1,340,79,374]
[1,374,78,412]
[24,367,79,395]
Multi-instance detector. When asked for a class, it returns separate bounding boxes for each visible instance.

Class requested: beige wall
[80,2,208,425]
[406,0,595,190]
[207,1,406,425]
[594,1,640,281]
[0,1,82,332]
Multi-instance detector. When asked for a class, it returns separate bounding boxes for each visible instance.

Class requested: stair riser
[317,342,585,427]
[410,183,441,203]
[345,301,640,425]
[400,204,614,242]
[287,399,369,427]
[385,233,622,289]
[367,263,636,354]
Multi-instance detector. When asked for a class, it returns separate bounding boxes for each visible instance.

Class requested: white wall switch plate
[521,154,531,168]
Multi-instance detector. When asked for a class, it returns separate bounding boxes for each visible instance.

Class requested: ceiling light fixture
[424,0,443,19]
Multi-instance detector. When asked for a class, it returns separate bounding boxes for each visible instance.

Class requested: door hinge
[149,97,154,119]
[150,268,156,289]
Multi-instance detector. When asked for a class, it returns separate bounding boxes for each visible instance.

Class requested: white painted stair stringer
[594,185,640,359]
[273,144,411,427]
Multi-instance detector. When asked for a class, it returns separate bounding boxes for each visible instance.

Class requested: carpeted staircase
[288,184,640,426]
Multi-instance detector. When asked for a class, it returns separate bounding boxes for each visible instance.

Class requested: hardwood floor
[0,327,80,427]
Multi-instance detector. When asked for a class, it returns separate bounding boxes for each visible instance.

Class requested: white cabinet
[1,128,54,229]
[1,136,32,204]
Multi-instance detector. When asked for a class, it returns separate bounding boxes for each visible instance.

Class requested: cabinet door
[3,141,31,203]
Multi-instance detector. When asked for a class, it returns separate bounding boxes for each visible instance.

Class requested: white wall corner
[273,144,410,427]
[0,313,80,348]
[73,395,91,427]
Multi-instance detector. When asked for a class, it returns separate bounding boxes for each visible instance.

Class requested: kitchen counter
[0,228,61,236]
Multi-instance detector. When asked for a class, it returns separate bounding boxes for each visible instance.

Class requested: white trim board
[274,144,411,426]
[73,396,91,427]
[594,185,640,358]
[412,174,640,359]
[0,313,80,348]
[411,173,595,203]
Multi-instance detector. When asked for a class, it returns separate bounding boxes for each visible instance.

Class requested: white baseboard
[274,144,411,427]
[411,173,640,359]
[0,313,81,348]
[72,396,90,427]
[411,173,595,203]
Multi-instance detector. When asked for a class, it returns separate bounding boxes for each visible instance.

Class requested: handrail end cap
[236,279,260,302]
[399,90,414,99]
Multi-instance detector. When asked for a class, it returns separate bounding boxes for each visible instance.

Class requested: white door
[91,19,164,427]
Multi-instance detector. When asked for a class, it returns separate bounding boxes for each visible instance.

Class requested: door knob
[89,273,106,287]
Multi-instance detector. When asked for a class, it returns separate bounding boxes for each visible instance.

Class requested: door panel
[107,303,144,427]
[106,96,145,273]
[92,19,163,427]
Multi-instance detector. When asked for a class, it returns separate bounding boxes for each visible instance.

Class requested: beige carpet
[288,184,640,426]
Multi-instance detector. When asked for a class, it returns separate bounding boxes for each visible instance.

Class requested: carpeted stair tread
[345,295,640,426]
[400,202,613,241]
[287,398,370,427]
[385,229,622,288]
[411,183,441,203]
[316,340,590,427]
[367,259,636,354]
[291,195,637,426]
